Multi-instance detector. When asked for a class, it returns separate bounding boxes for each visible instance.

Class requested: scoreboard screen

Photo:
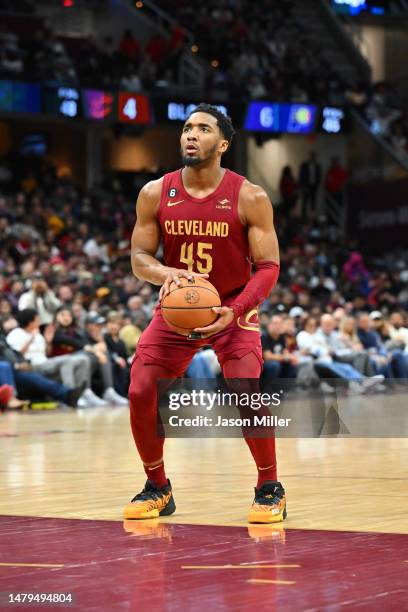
[118,93,152,124]
[244,102,317,134]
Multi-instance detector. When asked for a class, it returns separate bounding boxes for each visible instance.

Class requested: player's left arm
[194,182,280,338]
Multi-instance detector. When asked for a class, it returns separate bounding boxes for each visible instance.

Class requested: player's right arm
[131,179,208,299]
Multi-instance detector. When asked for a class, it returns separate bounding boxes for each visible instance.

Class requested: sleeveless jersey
[157,168,251,302]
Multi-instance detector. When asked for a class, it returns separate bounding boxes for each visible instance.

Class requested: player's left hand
[192,306,234,339]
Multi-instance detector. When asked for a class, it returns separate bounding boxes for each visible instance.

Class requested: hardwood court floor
[1,407,408,610]
[0,407,407,533]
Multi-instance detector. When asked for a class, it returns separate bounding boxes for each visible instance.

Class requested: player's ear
[219,139,229,154]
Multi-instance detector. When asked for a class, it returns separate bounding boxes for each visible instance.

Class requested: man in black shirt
[261,315,299,380]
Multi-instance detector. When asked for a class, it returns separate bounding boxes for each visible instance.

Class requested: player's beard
[181,144,218,167]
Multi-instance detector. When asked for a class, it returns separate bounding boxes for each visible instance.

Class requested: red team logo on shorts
[184,290,200,304]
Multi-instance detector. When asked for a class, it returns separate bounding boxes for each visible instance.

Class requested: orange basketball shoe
[123,479,175,520]
[248,481,287,524]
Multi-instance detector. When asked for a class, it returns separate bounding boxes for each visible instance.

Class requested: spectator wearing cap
[103,312,130,397]
[18,275,61,325]
[83,312,128,405]
[288,306,305,332]
[357,312,407,379]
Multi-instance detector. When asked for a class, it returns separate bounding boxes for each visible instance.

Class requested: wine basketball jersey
[157,168,251,302]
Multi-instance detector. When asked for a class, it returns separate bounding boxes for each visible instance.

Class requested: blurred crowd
[0,153,407,410]
[360,82,408,161]
[0,13,185,92]
[0,0,350,103]
[150,0,345,104]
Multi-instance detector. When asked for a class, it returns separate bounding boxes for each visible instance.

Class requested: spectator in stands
[0,330,81,408]
[127,295,149,326]
[324,157,347,209]
[338,316,375,376]
[6,308,89,394]
[145,33,168,65]
[343,251,370,298]
[297,316,383,392]
[279,166,298,220]
[317,314,374,376]
[52,306,108,406]
[82,312,128,405]
[118,313,143,357]
[120,64,142,92]
[261,315,298,380]
[389,311,408,352]
[299,152,322,219]
[18,274,61,325]
[356,312,407,379]
[52,306,124,407]
[118,29,141,62]
[370,312,408,378]
[103,311,130,397]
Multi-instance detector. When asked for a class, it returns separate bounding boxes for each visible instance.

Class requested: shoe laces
[255,482,284,506]
[131,480,167,503]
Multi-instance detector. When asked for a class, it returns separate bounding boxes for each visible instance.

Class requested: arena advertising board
[0,80,347,134]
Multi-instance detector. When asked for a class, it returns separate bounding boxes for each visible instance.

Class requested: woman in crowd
[338,316,376,376]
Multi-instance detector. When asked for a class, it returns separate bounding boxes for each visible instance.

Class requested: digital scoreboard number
[118,93,152,124]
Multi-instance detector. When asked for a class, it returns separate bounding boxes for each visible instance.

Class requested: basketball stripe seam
[162,306,219,310]
[167,286,220,297]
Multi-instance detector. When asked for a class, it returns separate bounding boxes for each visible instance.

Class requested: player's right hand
[159,269,209,301]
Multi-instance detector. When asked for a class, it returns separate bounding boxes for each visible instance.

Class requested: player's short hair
[187,103,236,147]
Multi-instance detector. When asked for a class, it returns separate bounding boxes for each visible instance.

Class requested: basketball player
[124,104,285,523]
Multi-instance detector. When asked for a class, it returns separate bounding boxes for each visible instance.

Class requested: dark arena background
[0,0,408,610]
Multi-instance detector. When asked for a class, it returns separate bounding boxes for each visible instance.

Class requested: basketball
[161,277,221,335]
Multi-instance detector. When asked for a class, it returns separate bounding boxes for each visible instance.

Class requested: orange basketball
[161,277,221,336]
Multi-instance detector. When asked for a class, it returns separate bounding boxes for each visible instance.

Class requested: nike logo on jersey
[167,200,184,207]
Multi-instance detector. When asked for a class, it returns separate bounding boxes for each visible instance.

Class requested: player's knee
[128,380,153,412]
